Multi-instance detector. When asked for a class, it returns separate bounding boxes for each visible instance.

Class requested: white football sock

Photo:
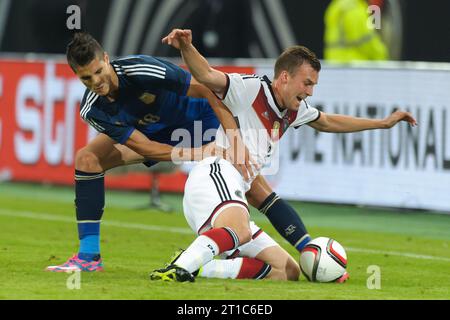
[175,235,219,273]
[198,258,243,279]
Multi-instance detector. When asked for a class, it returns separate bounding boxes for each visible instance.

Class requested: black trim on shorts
[209,163,228,202]
[213,162,232,199]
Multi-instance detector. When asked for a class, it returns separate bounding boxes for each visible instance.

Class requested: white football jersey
[214,73,320,184]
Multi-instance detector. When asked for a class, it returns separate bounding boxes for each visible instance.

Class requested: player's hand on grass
[382,110,417,128]
[162,29,193,50]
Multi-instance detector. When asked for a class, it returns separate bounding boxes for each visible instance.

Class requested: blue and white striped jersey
[79,55,212,144]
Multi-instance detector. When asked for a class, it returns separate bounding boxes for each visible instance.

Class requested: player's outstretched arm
[185,78,257,181]
[124,129,220,163]
[308,109,417,133]
[162,29,227,98]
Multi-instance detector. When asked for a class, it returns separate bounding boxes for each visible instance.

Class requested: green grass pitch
[0,181,449,300]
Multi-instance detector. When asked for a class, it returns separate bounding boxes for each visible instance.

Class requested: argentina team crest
[139,92,156,104]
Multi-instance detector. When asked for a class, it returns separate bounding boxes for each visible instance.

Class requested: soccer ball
[300,237,348,282]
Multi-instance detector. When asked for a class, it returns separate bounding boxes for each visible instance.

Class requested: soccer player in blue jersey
[46,32,315,272]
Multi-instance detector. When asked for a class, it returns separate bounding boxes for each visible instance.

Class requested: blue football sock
[78,236,100,262]
[75,170,104,260]
[78,230,100,262]
[259,192,311,252]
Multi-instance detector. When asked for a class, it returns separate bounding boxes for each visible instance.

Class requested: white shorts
[183,156,278,257]
[183,157,249,235]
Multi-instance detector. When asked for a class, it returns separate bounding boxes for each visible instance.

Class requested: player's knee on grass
[285,256,301,281]
[266,266,288,281]
[266,260,300,281]
[213,207,252,245]
[75,149,103,173]
[255,245,300,281]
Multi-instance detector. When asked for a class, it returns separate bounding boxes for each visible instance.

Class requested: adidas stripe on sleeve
[115,55,191,96]
[79,90,134,144]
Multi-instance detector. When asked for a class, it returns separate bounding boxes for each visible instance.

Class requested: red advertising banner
[0,59,254,192]
[0,59,91,184]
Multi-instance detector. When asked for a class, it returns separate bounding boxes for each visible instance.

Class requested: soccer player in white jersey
[149,29,417,282]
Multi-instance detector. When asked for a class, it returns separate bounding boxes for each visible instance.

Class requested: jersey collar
[261,75,287,117]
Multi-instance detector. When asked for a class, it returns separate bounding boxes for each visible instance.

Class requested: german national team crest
[139,92,156,104]
[273,121,280,130]
[271,121,281,139]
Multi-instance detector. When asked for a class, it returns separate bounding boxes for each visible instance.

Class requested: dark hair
[66,32,104,71]
[274,45,321,78]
